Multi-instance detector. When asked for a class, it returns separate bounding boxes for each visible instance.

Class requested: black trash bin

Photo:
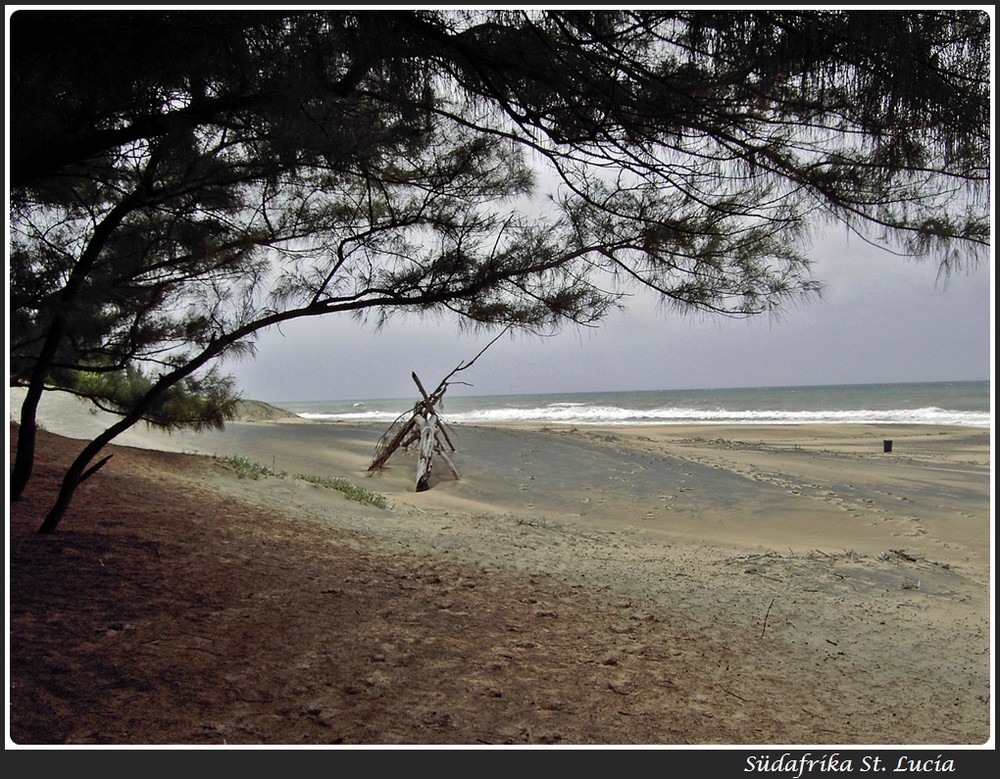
[883,440,893,453]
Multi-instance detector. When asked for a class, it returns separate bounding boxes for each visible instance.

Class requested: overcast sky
[230,226,993,404]
[6,8,991,406]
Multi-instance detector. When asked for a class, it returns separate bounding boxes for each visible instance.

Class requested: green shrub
[219,455,388,509]
[294,473,389,509]
[220,455,284,480]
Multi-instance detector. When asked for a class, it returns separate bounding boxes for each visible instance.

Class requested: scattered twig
[760,597,775,639]
[718,685,749,703]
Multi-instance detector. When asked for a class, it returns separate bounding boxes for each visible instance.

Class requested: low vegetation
[221,455,282,481]
[220,456,388,509]
[293,473,389,509]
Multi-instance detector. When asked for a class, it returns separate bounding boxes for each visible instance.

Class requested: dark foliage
[8,9,989,529]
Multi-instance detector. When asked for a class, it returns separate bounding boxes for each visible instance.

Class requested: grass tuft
[219,455,388,509]
[221,455,283,480]
[294,473,390,509]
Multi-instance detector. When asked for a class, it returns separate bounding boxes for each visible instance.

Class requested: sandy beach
[7,389,994,746]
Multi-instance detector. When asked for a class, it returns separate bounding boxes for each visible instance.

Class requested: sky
[11,7,987,407]
[229,226,994,404]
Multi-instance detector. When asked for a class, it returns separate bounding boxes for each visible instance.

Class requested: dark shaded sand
[7,389,993,746]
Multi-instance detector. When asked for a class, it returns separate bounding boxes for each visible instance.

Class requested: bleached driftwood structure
[367,331,506,491]
[368,371,460,492]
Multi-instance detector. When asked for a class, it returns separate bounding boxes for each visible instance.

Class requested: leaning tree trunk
[11,191,143,500]
[33,339,238,533]
[37,428,121,534]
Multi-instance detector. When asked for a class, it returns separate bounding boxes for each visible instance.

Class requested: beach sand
[7,389,994,746]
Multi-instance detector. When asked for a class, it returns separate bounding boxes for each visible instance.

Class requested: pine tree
[9,10,989,531]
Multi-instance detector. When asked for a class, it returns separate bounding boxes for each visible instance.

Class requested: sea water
[276,380,992,428]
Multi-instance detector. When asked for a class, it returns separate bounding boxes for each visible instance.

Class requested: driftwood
[368,330,506,491]
[369,370,460,492]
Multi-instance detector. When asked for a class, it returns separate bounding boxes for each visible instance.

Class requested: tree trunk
[37,444,98,534]
[11,191,144,500]
[38,430,119,533]
[9,384,44,501]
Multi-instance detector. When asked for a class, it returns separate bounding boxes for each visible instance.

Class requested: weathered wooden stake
[415,412,438,492]
[435,443,461,481]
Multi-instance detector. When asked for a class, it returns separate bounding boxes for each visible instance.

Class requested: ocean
[276,380,992,428]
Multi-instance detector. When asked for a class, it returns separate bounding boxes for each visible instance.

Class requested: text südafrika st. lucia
[744,752,956,777]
